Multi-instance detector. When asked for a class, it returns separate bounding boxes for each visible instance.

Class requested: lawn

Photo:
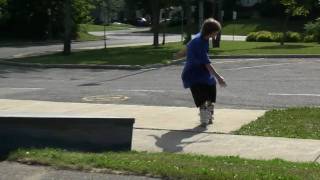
[12,41,320,65]
[234,107,320,140]
[13,43,183,65]
[162,18,306,35]
[210,41,320,55]
[8,148,320,180]
[79,23,134,32]
[222,18,305,35]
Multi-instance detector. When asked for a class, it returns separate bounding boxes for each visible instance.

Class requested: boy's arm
[173,47,187,59]
[205,64,227,87]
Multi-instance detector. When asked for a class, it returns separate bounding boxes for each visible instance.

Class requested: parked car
[136,17,150,26]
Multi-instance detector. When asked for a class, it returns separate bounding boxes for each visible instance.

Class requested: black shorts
[190,84,216,107]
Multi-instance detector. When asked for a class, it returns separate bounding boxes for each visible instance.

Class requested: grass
[210,41,320,55]
[12,41,320,65]
[79,23,134,32]
[162,18,306,35]
[8,148,320,179]
[77,31,104,41]
[222,18,305,35]
[76,23,136,41]
[234,107,320,140]
[14,43,183,65]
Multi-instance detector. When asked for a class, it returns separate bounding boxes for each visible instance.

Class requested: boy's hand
[217,76,227,87]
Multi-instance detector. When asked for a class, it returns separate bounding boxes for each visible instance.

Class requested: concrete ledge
[0,116,135,155]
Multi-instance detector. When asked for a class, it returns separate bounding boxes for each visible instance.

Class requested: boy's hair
[201,18,221,37]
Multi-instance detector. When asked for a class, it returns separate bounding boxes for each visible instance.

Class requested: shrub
[246,31,304,42]
[255,31,273,42]
[246,32,258,41]
[272,32,283,42]
[303,35,316,42]
[285,31,301,42]
[304,18,320,43]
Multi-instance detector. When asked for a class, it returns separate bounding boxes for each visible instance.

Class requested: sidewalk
[0,161,159,180]
[1,99,320,164]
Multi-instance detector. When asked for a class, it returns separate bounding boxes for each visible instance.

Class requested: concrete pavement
[0,99,320,164]
[0,161,159,180]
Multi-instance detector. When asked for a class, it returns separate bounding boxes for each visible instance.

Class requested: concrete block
[0,116,135,155]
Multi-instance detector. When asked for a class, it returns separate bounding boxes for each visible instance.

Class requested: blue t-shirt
[181,33,216,88]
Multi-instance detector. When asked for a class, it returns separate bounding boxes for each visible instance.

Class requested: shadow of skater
[149,125,210,153]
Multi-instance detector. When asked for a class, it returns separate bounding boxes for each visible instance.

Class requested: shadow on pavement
[149,125,210,153]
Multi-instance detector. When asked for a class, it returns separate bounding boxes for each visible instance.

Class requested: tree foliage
[305,17,320,43]
[0,0,94,40]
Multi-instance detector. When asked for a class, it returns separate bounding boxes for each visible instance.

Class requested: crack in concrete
[313,151,320,163]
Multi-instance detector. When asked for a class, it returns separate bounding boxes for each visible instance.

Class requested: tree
[279,0,309,45]
[183,0,192,44]
[151,0,160,46]
[0,0,8,28]
[305,17,320,43]
[1,0,93,40]
[63,0,72,55]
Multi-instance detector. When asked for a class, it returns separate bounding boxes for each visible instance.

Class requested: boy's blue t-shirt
[181,33,216,88]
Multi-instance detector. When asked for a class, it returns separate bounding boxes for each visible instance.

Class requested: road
[0,28,246,59]
[0,58,319,109]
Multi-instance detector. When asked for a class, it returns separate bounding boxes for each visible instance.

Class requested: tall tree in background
[0,0,92,40]
[63,0,72,55]
[183,0,192,44]
[280,0,309,45]
[151,0,160,46]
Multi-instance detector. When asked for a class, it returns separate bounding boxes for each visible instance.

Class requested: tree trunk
[152,0,160,47]
[281,14,290,46]
[63,0,72,55]
[184,0,192,44]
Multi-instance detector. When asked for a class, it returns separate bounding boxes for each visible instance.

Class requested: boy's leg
[207,101,214,124]
[208,84,217,124]
[199,103,211,127]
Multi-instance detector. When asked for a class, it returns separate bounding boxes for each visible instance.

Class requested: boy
[175,18,227,127]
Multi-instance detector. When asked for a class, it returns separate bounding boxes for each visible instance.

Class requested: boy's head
[201,18,221,39]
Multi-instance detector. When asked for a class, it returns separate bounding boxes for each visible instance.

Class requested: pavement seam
[133,127,229,135]
[313,151,320,163]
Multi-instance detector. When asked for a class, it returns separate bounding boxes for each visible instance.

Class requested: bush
[246,31,274,42]
[255,31,273,42]
[246,31,303,42]
[246,32,258,42]
[272,32,283,42]
[285,31,301,42]
[303,35,316,42]
[304,18,320,43]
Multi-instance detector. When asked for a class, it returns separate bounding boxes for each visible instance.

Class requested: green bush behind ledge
[246,31,317,43]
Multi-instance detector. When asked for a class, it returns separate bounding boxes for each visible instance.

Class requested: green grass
[76,23,136,41]
[8,148,320,179]
[76,31,104,41]
[14,43,183,65]
[234,107,320,140]
[80,23,134,32]
[163,18,306,35]
[12,41,320,65]
[222,18,305,35]
[210,41,320,55]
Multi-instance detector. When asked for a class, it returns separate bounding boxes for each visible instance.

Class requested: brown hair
[201,18,221,38]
